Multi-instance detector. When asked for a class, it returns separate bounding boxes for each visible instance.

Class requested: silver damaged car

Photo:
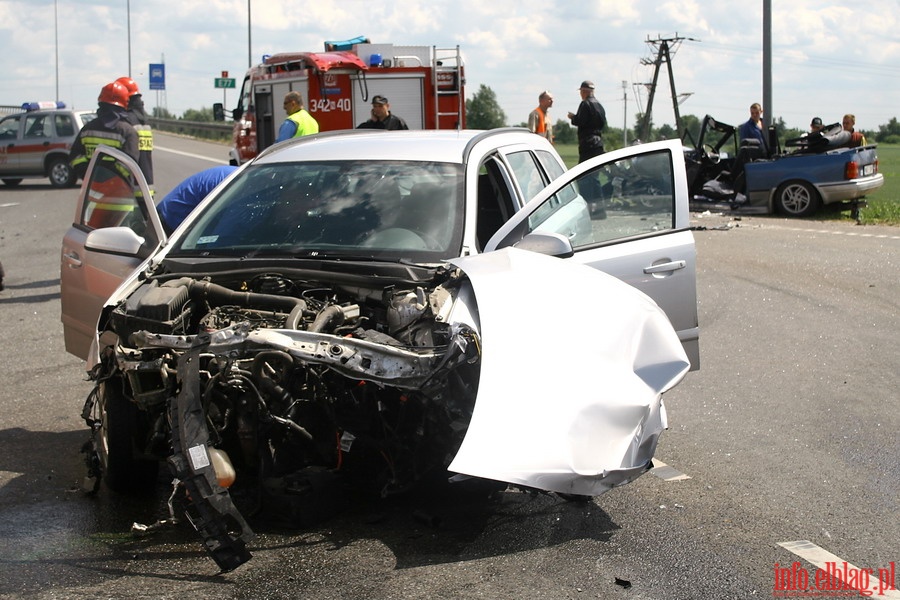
[60,129,698,571]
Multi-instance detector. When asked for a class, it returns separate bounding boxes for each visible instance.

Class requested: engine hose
[250,351,294,403]
[165,277,307,316]
[249,352,315,445]
[308,304,346,333]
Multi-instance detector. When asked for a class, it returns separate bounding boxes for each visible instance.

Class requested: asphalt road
[0,134,897,599]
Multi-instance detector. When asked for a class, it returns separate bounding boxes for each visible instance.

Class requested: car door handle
[643,260,685,274]
[62,250,82,268]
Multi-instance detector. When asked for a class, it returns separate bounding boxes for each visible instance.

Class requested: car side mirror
[85,226,145,256]
[213,103,226,122]
[512,231,574,258]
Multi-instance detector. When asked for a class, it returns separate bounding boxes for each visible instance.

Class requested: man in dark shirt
[738,102,767,152]
[357,95,409,130]
[567,81,607,163]
[567,81,608,218]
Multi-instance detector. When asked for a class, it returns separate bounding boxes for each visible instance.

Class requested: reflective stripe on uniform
[134,124,154,151]
[71,132,125,167]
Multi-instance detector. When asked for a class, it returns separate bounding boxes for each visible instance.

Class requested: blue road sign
[149,63,165,90]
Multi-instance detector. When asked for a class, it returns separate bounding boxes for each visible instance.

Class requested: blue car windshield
[171,160,465,261]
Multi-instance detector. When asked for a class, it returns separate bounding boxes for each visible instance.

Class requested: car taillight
[875,159,879,173]
[845,161,858,179]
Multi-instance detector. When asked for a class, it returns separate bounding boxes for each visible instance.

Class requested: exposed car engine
[82,267,481,571]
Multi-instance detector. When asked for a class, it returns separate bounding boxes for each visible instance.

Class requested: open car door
[485,138,700,369]
[60,146,166,360]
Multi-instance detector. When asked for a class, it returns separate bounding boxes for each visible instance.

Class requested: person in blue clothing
[738,102,767,152]
[156,165,238,233]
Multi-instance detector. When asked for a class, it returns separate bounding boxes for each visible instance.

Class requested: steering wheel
[702,144,721,164]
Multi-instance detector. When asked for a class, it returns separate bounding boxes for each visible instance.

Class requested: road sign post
[214,77,236,115]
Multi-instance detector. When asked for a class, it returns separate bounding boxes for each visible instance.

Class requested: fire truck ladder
[433,46,464,130]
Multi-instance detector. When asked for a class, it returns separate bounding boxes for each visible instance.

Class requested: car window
[55,113,75,137]
[527,148,676,248]
[80,156,154,242]
[476,156,517,251]
[535,150,566,181]
[173,160,465,261]
[0,115,20,139]
[505,150,547,202]
[24,114,50,138]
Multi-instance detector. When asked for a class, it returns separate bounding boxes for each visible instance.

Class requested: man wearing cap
[357,95,409,130]
[567,81,607,163]
[809,117,824,134]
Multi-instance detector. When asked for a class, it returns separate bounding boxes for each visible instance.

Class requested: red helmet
[115,76,140,96]
[98,81,130,108]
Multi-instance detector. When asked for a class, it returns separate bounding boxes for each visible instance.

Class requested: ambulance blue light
[21,101,66,111]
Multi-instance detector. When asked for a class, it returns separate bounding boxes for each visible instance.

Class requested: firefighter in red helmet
[69,81,139,179]
[115,76,140,96]
[116,76,154,188]
[68,82,141,228]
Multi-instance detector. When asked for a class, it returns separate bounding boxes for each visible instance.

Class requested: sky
[2,0,899,134]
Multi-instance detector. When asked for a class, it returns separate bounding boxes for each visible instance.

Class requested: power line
[683,39,900,76]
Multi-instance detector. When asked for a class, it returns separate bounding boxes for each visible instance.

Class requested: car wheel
[2,178,23,187]
[47,156,76,188]
[97,379,159,493]
[775,180,820,218]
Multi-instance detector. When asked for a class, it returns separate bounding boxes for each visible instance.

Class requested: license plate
[863,164,874,176]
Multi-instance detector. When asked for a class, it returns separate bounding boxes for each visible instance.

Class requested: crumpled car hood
[447,248,690,496]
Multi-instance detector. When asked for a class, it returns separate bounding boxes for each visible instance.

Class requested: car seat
[392,182,454,250]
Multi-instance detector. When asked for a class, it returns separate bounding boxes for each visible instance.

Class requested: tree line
[153,84,900,149]
[465,84,900,150]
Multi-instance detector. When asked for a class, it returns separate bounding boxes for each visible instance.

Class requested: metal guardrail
[0,107,233,143]
[149,118,233,143]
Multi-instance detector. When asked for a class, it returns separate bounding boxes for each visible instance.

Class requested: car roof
[253,128,551,166]
[2,107,94,119]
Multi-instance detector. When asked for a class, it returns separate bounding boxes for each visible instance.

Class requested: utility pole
[763,0,772,129]
[622,80,628,146]
[638,34,696,142]
[127,0,132,77]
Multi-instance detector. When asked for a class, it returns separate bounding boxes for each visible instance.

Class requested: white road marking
[778,540,900,598]
[0,470,22,486]
[0,202,20,208]
[155,145,228,164]
[763,224,900,241]
[650,459,691,481]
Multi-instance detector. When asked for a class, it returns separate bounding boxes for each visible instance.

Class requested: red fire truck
[220,37,465,165]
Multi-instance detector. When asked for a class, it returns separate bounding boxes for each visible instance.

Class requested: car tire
[47,156,76,188]
[2,178,23,187]
[98,379,159,494]
[775,180,820,218]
